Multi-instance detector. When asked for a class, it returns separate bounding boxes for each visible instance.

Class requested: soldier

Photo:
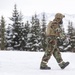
[40,13,69,70]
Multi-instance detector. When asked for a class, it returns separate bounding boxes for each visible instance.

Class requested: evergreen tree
[25,21,30,37]
[0,16,6,50]
[67,21,74,36]
[6,24,13,50]
[29,14,41,51]
[9,4,23,50]
[67,21,75,52]
[20,21,30,50]
[41,13,46,51]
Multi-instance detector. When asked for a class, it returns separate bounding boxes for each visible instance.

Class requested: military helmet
[55,13,65,19]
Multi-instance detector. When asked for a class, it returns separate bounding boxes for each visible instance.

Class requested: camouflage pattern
[40,13,65,68]
[40,36,63,67]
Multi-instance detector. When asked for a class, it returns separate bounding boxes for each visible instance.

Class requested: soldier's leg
[53,48,69,69]
[53,48,63,63]
[40,46,53,67]
[40,37,54,69]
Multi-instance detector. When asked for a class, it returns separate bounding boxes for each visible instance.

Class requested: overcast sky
[0,0,75,19]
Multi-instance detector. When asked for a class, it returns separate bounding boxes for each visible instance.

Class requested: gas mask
[59,19,63,24]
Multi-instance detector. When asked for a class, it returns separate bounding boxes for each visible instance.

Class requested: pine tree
[9,4,23,50]
[67,21,74,36]
[20,21,30,50]
[29,14,41,51]
[6,24,13,50]
[41,13,46,51]
[0,16,6,50]
[25,21,30,37]
[67,21,75,52]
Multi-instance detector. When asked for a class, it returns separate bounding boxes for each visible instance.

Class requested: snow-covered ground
[0,51,75,75]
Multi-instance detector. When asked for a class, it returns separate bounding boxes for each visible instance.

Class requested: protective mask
[59,20,63,24]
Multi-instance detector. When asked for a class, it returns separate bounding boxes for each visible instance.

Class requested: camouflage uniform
[40,13,69,69]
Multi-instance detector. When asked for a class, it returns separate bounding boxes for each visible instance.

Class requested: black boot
[40,65,51,70]
[60,62,70,69]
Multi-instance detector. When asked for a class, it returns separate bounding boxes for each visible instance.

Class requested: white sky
[0,0,75,19]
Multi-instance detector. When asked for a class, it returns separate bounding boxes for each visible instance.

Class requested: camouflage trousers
[40,36,63,67]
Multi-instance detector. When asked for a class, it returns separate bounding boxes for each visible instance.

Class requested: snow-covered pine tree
[67,21,75,52]
[9,4,24,50]
[41,13,46,51]
[20,21,30,51]
[6,24,13,50]
[27,16,34,51]
[29,14,41,51]
[0,16,6,50]
[67,21,74,36]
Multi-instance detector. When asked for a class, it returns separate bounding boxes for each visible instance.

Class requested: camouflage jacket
[46,21,61,37]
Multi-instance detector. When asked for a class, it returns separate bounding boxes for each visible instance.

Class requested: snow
[0,51,75,75]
